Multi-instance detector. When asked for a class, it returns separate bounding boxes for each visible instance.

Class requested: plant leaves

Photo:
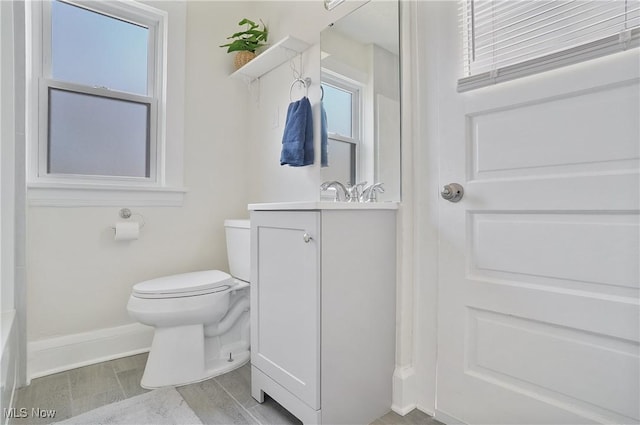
[220,17,268,52]
[238,18,257,27]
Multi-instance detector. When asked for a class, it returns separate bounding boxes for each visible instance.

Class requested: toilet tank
[224,219,250,282]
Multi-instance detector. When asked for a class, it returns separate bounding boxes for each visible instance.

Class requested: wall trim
[27,184,187,207]
[27,323,153,381]
[1,310,17,421]
[434,409,467,425]
[412,0,442,414]
[416,403,436,419]
[391,365,417,415]
[393,0,420,416]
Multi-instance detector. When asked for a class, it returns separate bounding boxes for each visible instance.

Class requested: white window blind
[459,0,640,91]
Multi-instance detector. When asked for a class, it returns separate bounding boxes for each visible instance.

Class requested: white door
[250,211,321,410]
[434,3,640,424]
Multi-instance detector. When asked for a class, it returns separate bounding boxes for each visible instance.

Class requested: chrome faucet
[361,183,385,202]
[320,181,349,202]
[346,181,368,202]
[321,180,384,202]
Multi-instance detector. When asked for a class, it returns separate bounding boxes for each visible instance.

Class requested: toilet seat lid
[132,270,233,298]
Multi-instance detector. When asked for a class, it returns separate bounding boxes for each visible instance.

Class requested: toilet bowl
[127,219,251,389]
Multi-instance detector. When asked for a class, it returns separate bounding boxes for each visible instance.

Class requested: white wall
[321,29,370,78]
[371,45,400,202]
[1,0,23,414]
[245,42,321,203]
[26,1,252,374]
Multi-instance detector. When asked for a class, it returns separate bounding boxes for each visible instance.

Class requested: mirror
[320,1,401,202]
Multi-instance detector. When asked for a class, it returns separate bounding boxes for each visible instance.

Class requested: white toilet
[127,219,251,389]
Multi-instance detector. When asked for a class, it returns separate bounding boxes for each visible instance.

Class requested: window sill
[27,182,187,207]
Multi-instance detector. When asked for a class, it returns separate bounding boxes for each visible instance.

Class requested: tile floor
[10,353,441,425]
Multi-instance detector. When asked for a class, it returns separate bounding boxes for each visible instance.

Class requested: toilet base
[141,324,205,388]
[140,323,250,389]
[141,351,250,389]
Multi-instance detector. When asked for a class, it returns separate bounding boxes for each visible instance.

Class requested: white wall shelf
[229,35,310,82]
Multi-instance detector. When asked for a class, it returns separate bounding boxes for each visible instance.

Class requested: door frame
[391,0,441,416]
[406,0,444,417]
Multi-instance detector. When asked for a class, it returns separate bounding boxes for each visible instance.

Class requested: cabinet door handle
[303,233,313,243]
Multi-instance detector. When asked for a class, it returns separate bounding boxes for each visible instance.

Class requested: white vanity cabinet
[249,203,397,425]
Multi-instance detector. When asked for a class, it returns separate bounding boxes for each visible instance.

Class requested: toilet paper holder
[111,208,146,231]
[119,208,133,219]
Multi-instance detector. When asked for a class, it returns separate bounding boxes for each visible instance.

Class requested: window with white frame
[321,75,361,186]
[37,0,165,185]
[459,0,640,91]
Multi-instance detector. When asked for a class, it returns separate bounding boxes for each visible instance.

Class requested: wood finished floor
[10,353,441,425]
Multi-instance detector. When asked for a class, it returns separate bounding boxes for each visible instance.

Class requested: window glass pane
[323,139,355,185]
[322,84,352,137]
[51,0,149,95]
[48,89,150,177]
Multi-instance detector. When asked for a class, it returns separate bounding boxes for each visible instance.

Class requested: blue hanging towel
[280,97,314,167]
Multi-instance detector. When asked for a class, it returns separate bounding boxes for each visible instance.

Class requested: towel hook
[290,77,311,101]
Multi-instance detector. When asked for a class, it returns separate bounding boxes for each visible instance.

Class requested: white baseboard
[1,310,18,424]
[28,323,153,380]
[415,403,436,418]
[434,409,467,425]
[391,365,417,415]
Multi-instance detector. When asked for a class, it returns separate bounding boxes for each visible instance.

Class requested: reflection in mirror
[324,0,346,11]
[320,1,400,201]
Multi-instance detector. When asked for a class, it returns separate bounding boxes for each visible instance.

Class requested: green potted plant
[220,18,268,70]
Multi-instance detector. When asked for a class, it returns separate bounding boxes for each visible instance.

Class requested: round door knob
[303,233,313,243]
[441,183,464,202]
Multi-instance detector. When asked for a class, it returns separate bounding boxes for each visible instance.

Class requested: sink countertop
[247,201,399,211]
